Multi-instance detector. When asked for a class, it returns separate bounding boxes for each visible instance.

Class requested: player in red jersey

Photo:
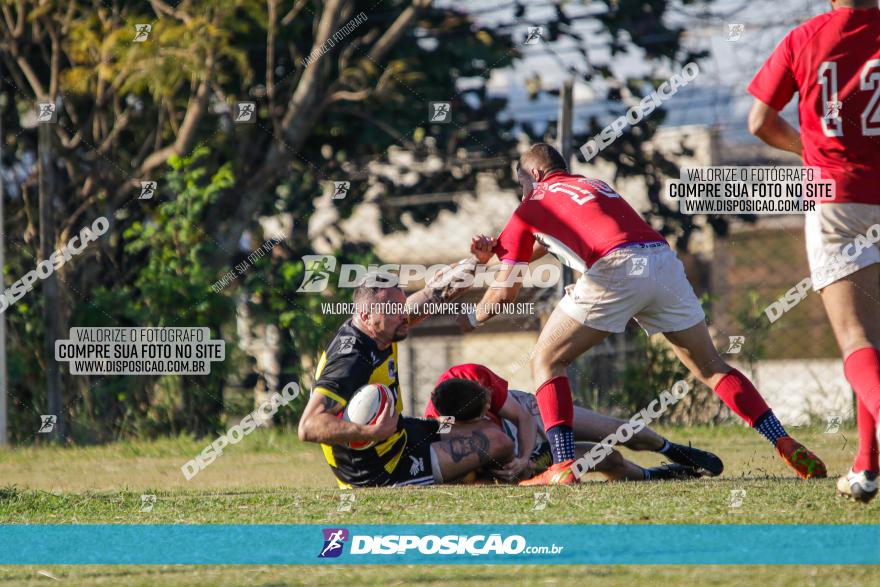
[748,0,880,503]
[460,143,826,485]
[425,363,723,482]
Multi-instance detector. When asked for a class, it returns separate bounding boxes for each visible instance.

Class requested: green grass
[0,425,877,584]
[0,564,878,587]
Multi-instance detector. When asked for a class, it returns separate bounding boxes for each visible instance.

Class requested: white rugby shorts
[558,243,705,335]
[804,203,880,291]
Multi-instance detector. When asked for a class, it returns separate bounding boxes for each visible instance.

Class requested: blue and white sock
[754,411,788,444]
[546,425,575,463]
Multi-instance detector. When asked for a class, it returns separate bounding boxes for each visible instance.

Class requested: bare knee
[686,351,731,388]
[531,346,568,385]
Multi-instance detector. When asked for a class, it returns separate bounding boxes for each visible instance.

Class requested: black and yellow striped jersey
[313,319,407,487]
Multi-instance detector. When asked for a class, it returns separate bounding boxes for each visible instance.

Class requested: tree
[0,0,716,442]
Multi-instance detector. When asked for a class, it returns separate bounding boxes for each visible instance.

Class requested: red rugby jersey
[748,8,880,204]
[493,172,664,271]
[424,363,508,426]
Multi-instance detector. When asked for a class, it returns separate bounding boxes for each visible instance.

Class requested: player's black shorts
[385,417,441,486]
[337,417,441,488]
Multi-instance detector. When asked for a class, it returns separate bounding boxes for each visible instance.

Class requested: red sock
[713,369,771,426]
[844,347,880,418]
[854,397,879,473]
[535,375,574,430]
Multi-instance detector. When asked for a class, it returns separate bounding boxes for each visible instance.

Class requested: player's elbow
[748,103,773,138]
[748,116,768,138]
[297,416,317,443]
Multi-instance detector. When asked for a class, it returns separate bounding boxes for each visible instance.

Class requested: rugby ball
[342,383,393,450]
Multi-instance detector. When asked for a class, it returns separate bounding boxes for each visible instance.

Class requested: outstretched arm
[457,262,523,331]
[405,235,499,326]
[748,99,802,156]
[405,256,479,327]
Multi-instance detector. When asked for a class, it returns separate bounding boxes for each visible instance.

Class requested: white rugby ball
[342,383,393,450]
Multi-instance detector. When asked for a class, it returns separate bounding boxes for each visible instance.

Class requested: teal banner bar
[0,525,877,565]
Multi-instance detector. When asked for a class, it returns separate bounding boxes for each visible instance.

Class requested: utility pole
[557,79,581,387]
[0,81,7,447]
[557,78,575,290]
[38,98,64,443]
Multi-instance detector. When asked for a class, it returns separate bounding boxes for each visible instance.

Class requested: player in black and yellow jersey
[298,265,515,487]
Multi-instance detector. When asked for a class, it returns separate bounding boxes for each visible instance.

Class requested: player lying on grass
[425,363,723,482]
[460,143,827,485]
[747,0,880,503]
[298,265,514,487]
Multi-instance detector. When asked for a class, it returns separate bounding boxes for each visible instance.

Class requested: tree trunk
[38,119,64,443]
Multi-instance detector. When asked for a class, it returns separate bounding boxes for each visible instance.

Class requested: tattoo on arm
[447,431,491,465]
[319,393,342,414]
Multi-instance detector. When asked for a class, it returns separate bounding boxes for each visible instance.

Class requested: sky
[439,0,835,144]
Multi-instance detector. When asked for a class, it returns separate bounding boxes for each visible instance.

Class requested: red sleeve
[493,209,535,264]
[747,32,797,111]
[434,363,509,415]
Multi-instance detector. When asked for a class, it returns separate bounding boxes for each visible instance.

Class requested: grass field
[0,424,877,585]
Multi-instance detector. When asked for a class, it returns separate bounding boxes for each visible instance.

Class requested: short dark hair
[431,378,488,421]
[519,143,567,174]
[352,278,402,308]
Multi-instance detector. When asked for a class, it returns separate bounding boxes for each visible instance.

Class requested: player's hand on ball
[490,456,532,482]
[366,401,398,442]
[470,234,496,264]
